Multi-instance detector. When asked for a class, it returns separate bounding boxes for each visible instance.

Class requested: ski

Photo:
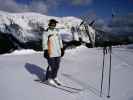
[34,80,79,93]
[42,81,77,93]
[58,83,83,91]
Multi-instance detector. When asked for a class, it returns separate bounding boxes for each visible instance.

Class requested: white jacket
[42,28,63,57]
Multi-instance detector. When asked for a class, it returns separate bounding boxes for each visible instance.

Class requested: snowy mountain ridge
[0,11,82,42]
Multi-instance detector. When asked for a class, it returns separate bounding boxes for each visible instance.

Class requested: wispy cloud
[70,0,93,5]
[95,14,133,35]
[109,14,133,35]
[0,0,48,14]
[0,0,93,14]
[28,1,48,14]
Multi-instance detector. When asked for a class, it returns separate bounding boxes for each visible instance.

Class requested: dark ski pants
[46,57,61,80]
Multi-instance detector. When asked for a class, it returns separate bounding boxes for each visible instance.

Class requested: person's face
[49,22,56,29]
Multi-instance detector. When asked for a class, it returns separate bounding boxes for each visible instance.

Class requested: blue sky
[48,0,133,18]
[0,0,132,19]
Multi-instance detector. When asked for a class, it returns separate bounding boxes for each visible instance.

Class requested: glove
[61,48,65,57]
[44,50,49,59]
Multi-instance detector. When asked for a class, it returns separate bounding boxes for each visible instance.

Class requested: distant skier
[42,19,64,86]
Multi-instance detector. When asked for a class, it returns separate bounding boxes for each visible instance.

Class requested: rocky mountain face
[0,11,88,54]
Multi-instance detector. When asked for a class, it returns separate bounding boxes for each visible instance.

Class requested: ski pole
[107,46,112,98]
[100,47,106,97]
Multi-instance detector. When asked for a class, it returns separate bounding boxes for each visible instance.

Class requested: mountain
[1,11,133,54]
[0,11,84,54]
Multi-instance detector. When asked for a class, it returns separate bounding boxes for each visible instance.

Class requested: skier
[42,19,65,86]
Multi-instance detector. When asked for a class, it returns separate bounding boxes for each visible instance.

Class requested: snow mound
[2,45,87,56]
[3,49,39,56]
[66,45,88,54]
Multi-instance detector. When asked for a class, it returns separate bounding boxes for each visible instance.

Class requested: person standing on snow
[42,19,64,86]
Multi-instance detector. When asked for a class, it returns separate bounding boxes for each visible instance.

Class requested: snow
[2,49,39,56]
[0,46,133,100]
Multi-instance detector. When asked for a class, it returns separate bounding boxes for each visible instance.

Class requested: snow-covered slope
[0,46,133,100]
